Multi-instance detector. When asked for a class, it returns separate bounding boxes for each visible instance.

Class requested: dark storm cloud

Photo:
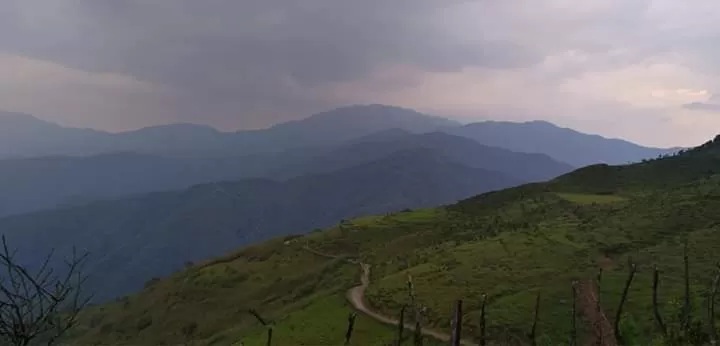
[1,0,541,127]
[5,0,717,146]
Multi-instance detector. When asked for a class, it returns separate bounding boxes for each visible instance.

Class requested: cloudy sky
[1,0,720,147]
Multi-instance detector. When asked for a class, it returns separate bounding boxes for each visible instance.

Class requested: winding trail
[302,245,478,345]
[576,280,616,346]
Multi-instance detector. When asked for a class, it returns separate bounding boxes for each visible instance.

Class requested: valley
[65,135,720,345]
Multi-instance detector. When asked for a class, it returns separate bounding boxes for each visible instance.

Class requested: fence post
[570,282,577,346]
[709,264,720,344]
[450,300,463,346]
[345,312,357,345]
[480,294,487,346]
[652,265,667,337]
[683,241,692,335]
[396,305,406,346]
[248,309,273,346]
[596,268,603,346]
[530,292,540,346]
[614,257,637,345]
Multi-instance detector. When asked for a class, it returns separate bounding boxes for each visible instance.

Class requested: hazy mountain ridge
[0,130,571,217]
[446,120,680,166]
[0,111,110,159]
[0,105,458,159]
[0,104,668,218]
[0,148,523,301]
[1,106,673,166]
[277,131,572,182]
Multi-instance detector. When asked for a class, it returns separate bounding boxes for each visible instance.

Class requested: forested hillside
[69,136,720,345]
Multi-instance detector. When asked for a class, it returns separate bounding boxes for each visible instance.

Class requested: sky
[1,1,720,147]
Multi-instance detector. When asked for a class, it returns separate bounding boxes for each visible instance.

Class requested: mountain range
[0,104,680,303]
[0,125,575,300]
[69,135,720,345]
[0,146,534,301]
[0,105,456,159]
[0,131,571,217]
[446,120,680,167]
[0,104,676,217]
[1,105,675,165]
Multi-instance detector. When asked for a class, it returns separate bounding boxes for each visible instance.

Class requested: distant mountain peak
[301,104,459,125]
[0,111,56,127]
[329,103,420,113]
[522,120,559,127]
[129,123,221,135]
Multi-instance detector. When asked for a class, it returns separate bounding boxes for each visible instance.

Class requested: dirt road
[303,246,477,345]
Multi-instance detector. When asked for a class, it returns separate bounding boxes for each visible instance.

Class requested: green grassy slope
[70,136,720,345]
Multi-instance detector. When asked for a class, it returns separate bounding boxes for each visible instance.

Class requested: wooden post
[345,313,357,345]
[248,309,273,346]
[408,276,423,346]
[683,241,692,335]
[596,268,603,346]
[530,292,540,346]
[652,265,667,337]
[451,300,463,346]
[396,305,406,346]
[414,320,423,346]
[709,264,720,344]
[480,294,487,346]
[571,282,577,346]
[614,258,637,344]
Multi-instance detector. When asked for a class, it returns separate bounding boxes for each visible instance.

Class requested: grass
[69,137,720,345]
[70,234,446,345]
[239,295,439,346]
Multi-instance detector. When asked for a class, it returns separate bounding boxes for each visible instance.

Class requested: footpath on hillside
[576,280,617,346]
[300,245,478,345]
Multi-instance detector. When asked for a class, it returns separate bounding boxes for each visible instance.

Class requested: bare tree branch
[0,236,91,346]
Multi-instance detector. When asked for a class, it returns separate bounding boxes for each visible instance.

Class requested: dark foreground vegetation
[0,237,89,346]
